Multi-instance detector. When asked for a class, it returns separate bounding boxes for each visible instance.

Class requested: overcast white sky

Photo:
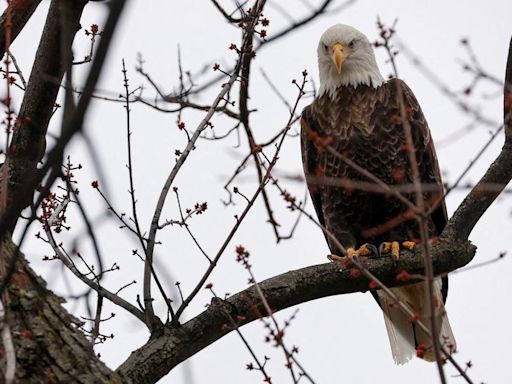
[8,0,512,383]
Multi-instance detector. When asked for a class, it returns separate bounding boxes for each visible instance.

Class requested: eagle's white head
[317,24,384,98]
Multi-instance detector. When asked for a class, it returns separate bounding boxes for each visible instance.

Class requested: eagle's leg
[379,241,416,261]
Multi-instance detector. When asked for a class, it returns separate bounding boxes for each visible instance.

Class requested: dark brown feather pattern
[301,78,448,299]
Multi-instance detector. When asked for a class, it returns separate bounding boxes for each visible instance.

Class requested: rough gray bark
[0,237,121,382]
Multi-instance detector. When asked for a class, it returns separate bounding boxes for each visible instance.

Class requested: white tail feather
[377,278,456,364]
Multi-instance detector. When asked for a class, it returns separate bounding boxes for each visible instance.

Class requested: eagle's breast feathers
[301,79,444,249]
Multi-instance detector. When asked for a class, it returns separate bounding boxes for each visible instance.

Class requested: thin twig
[122,59,175,324]
[210,291,273,382]
[396,38,498,128]
[7,51,26,89]
[67,179,105,280]
[210,0,243,23]
[240,257,316,383]
[174,68,307,321]
[143,53,245,329]
[173,189,212,262]
[44,224,146,324]
[174,160,275,321]
[91,294,103,342]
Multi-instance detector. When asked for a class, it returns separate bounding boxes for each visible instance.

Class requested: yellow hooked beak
[331,43,348,74]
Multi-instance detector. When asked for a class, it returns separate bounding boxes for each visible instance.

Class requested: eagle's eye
[348,39,356,49]
[323,43,328,51]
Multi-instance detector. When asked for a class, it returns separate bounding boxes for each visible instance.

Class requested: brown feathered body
[301,78,456,363]
[301,78,446,251]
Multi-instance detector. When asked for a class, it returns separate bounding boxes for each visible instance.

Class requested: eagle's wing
[398,79,448,234]
[400,79,449,303]
[300,99,358,253]
[300,97,359,253]
[300,106,326,230]
[377,79,455,364]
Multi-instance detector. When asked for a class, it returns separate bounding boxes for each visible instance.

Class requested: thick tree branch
[0,0,43,59]
[0,0,127,297]
[6,0,87,231]
[117,240,475,383]
[504,36,512,139]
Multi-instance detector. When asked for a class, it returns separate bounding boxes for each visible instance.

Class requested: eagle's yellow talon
[328,254,343,262]
[329,246,378,268]
[380,241,400,261]
[381,240,416,261]
[358,243,373,256]
[346,247,358,258]
[391,241,400,260]
[381,242,392,254]
[345,244,373,259]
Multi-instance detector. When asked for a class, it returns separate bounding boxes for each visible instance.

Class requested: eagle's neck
[318,54,384,99]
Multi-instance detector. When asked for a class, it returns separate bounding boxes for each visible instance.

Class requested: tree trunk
[0,237,121,383]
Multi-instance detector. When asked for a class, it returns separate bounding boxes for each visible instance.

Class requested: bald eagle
[300,24,456,364]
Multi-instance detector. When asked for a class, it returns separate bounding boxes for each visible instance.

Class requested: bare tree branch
[256,0,353,47]
[44,223,146,324]
[6,0,87,232]
[117,240,476,383]
[142,60,244,329]
[0,0,127,297]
